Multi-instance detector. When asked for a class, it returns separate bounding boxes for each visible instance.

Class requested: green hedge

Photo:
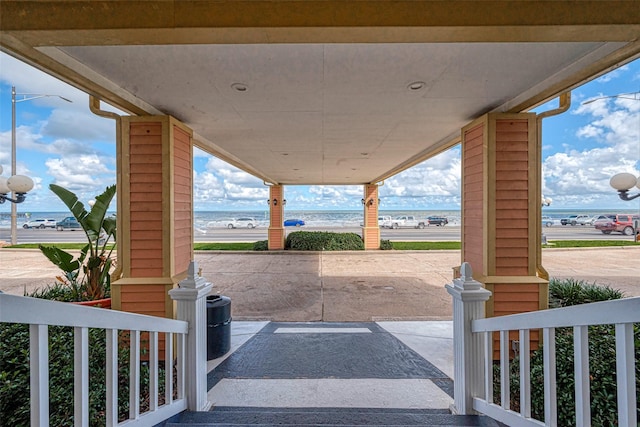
[285,231,364,251]
[494,279,639,426]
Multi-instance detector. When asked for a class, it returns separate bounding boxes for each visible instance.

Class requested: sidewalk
[1,247,639,321]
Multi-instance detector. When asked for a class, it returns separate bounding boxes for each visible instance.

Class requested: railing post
[169,261,213,411]
[446,262,492,415]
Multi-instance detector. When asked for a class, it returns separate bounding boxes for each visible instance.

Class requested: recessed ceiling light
[231,83,248,92]
[407,81,425,91]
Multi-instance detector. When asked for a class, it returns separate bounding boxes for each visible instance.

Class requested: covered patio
[1,1,639,425]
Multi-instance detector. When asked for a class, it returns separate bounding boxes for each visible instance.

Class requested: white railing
[447,262,639,427]
[0,261,212,427]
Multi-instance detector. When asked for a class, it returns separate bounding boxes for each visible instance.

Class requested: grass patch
[390,241,461,250]
[194,242,255,251]
[543,240,640,248]
[6,239,640,252]
[8,243,113,250]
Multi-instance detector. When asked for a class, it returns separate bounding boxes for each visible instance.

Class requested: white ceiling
[45,41,626,185]
[2,1,639,185]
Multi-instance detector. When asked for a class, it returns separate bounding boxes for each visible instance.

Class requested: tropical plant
[39,184,117,301]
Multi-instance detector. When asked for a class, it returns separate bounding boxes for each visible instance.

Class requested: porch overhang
[1,0,639,185]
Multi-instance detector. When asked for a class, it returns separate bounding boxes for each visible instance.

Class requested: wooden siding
[462,122,485,274]
[268,185,285,249]
[129,122,164,278]
[494,119,530,276]
[119,284,171,318]
[363,184,380,250]
[172,124,192,274]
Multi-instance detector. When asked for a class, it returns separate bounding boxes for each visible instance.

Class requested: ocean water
[2,208,638,230]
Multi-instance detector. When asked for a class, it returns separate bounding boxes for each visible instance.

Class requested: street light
[582,91,639,105]
[9,86,72,245]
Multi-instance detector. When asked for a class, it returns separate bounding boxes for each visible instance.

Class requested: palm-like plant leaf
[38,245,80,274]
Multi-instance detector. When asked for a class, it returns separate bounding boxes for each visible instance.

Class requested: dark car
[56,216,82,231]
[427,216,448,226]
[284,219,305,227]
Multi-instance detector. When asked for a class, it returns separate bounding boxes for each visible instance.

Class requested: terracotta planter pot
[72,297,112,309]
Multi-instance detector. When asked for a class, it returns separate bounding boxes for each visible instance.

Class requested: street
[0,224,636,244]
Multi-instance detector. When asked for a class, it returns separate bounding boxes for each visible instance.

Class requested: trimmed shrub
[285,231,364,251]
[380,239,393,250]
[253,240,269,251]
[494,278,638,426]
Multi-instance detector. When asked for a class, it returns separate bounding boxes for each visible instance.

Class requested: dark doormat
[207,322,453,397]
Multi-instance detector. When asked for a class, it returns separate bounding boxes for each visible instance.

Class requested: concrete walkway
[1,247,639,321]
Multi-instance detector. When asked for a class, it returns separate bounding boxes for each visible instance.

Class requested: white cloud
[45,154,114,189]
[543,92,640,207]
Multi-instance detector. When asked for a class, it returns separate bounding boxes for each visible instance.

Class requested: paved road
[0,224,635,244]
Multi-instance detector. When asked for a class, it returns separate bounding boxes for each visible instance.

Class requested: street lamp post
[9,86,72,245]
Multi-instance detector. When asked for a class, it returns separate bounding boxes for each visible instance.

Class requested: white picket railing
[0,293,189,426]
[448,262,639,427]
[0,261,213,426]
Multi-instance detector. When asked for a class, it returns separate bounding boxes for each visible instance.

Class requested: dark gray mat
[207,322,453,397]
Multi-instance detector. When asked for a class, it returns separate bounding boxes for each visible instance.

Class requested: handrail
[473,296,640,331]
[0,293,189,427]
[0,294,187,333]
[448,263,639,427]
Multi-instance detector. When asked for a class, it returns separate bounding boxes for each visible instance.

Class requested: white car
[541,216,561,227]
[23,218,57,229]
[208,217,258,229]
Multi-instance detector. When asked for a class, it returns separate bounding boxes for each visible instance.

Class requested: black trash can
[206,295,231,360]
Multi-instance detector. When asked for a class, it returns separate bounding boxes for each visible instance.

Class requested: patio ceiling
[1,1,639,185]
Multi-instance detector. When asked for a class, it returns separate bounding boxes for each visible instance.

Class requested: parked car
[207,217,258,229]
[284,218,305,227]
[560,214,591,226]
[541,216,561,227]
[56,216,82,231]
[378,216,392,228]
[586,214,612,226]
[594,214,639,235]
[22,218,57,229]
[389,215,427,229]
[427,216,448,226]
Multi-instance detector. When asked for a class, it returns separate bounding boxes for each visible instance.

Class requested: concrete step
[165,407,502,426]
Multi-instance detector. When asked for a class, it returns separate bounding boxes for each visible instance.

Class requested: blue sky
[0,52,639,212]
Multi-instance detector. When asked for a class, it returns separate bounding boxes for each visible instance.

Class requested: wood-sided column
[112,115,194,319]
[268,185,285,250]
[461,113,548,356]
[362,184,380,250]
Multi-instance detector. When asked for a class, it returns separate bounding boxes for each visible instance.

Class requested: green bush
[380,239,393,250]
[285,231,364,251]
[0,287,169,426]
[253,240,269,251]
[494,278,638,426]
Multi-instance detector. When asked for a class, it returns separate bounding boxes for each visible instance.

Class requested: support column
[461,113,548,356]
[362,184,380,250]
[268,185,285,250]
[113,115,194,320]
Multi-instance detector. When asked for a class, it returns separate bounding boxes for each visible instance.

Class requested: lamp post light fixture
[610,172,640,201]
[0,165,34,204]
[9,86,72,245]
